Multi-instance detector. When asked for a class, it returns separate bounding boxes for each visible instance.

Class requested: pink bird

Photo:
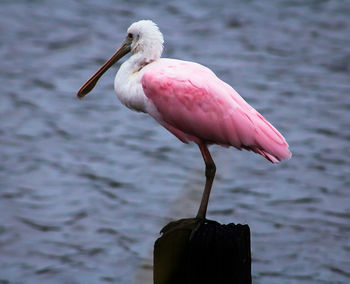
[77,20,291,219]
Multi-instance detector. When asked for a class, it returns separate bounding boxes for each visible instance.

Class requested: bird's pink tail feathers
[248,112,291,163]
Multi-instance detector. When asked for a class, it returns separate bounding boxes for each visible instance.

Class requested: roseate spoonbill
[77,20,291,219]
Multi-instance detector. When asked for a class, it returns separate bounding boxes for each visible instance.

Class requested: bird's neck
[127,52,159,73]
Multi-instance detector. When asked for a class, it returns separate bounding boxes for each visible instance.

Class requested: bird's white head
[127,20,164,61]
[77,20,163,99]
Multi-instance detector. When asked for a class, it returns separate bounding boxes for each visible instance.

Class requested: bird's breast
[114,62,149,113]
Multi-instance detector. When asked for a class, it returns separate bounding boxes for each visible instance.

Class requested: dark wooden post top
[154,218,251,284]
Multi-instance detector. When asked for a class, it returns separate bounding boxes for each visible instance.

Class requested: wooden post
[154,218,251,284]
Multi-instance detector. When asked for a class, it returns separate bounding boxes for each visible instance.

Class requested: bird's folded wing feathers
[142,60,291,162]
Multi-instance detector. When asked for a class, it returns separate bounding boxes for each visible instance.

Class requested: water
[1,0,349,283]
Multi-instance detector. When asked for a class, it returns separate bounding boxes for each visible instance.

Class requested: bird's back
[142,58,291,163]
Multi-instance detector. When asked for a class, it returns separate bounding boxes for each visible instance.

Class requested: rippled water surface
[1,0,349,283]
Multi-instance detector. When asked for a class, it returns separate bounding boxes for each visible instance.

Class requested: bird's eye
[127,33,133,40]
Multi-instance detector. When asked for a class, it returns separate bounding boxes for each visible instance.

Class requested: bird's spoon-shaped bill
[77,42,131,99]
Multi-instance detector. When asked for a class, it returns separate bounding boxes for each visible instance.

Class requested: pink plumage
[142,59,291,163]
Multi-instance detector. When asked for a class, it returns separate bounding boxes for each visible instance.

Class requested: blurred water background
[1,0,350,283]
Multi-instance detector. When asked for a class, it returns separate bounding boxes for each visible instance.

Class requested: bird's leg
[196,144,216,219]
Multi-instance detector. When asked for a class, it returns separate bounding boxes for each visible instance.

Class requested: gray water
[1,0,349,283]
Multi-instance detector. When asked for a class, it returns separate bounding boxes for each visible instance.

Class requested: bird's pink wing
[142,59,291,163]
